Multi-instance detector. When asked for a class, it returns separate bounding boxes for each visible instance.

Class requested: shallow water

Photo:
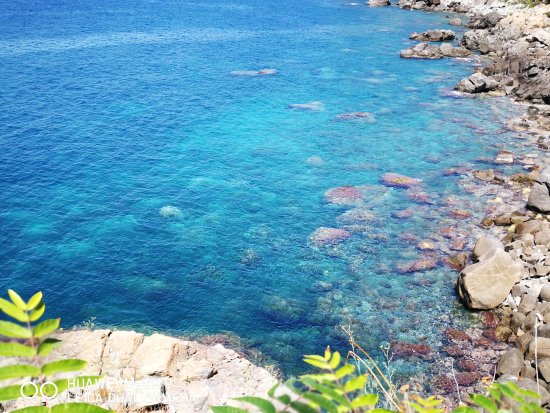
[0,0,524,376]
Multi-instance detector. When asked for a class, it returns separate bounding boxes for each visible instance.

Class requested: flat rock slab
[3,329,277,413]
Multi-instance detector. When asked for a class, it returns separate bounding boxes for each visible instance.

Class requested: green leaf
[0,342,35,357]
[303,357,330,370]
[0,298,29,322]
[344,375,367,393]
[0,320,31,339]
[26,292,43,311]
[51,403,114,413]
[42,359,87,376]
[29,303,45,322]
[267,383,279,398]
[301,378,349,406]
[33,318,60,338]
[8,290,27,310]
[276,394,291,404]
[290,401,319,413]
[324,347,331,360]
[470,394,498,413]
[352,393,379,408]
[453,407,478,413]
[487,385,501,402]
[335,364,355,379]
[0,364,41,380]
[233,397,276,413]
[12,407,51,413]
[38,338,62,356]
[210,408,249,413]
[0,383,37,401]
[329,351,341,369]
[303,393,338,413]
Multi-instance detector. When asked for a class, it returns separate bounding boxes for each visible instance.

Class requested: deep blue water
[0,0,523,376]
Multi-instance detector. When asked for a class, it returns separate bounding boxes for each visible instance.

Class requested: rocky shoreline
[389,0,550,406]
[2,329,277,413]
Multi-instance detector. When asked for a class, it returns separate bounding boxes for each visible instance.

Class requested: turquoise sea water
[0,0,524,377]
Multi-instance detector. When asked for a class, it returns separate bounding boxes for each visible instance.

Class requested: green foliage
[212,349,547,413]
[0,289,112,413]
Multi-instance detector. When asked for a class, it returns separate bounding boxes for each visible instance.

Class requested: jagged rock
[528,183,550,213]
[467,12,502,30]
[473,236,504,261]
[457,249,522,310]
[518,294,538,315]
[496,348,524,376]
[456,73,499,94]
[410,29,455,42]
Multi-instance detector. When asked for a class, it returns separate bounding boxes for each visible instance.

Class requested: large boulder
[410,29,456,42]
[528,169,550,213]
[496,348,524,376]
[457,249,522,310]
[456,72,499,94]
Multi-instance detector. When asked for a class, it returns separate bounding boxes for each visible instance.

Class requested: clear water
[0,0,523,376]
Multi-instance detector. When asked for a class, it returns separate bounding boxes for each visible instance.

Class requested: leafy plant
[0,289,111,413]
[211,349,546,413]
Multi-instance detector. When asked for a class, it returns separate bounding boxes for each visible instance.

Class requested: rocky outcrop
[400,42,471,59]
[454,5,550,104]
[3,330,277,413]
[410,29,456,42]
[368,0,391,6]
[457,249,522,310]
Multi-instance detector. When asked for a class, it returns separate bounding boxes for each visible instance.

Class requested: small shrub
[212,348,546,413]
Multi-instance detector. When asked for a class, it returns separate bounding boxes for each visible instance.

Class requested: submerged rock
[325,186,365,205]
[309,227,351,246]
[457,249,522,310]
[159,205,182,218]
[334,112,376,122]
[381,173,422,189]
[288,101,324,111]
[397,257,438,273]
[230,68,278,76]
[337,208,376,224]
[391,341,433,359]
